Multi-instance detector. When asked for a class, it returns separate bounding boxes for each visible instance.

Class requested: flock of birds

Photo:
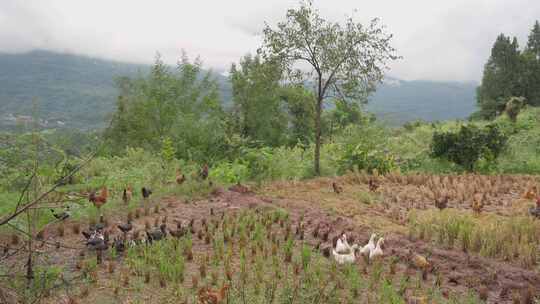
[43,166,540,304]
[331,232,384,265]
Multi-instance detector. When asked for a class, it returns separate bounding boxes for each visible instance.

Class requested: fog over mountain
[1,0,539,82]
[0,51,477,129]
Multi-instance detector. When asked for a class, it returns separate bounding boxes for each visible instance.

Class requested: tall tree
[477,34,523,118]
[526,21,540,57]
[106,53,227,161]
[522,21,540,106]
[279,85,316,146]
[229,55,288,146]
[260,0,398,175]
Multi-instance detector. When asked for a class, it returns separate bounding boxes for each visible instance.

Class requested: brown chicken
[368,178,379,192]
[332,182,343,194]
[89,187,108,209]
[200,164,209,180]
[122,186,133,205]
[410,253,430,270]
[435,195,448,211]
[176,169,186,185]
[198,284,229,304]
[522,186,538,200]
[229,182,250,194]
[472,193,484,215]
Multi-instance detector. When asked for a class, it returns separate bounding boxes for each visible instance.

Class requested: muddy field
[1,173,539,303]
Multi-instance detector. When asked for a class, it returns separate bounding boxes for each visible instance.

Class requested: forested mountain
[367,78,477,125]
[0,50,477,129]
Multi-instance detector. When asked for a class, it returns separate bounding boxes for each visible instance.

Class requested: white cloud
[0,0,539,81]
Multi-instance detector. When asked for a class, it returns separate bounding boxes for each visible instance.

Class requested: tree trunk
[314,94,323,175]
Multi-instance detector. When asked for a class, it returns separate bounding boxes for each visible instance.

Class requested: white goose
[360,233,376,257]
[369,237,384,260]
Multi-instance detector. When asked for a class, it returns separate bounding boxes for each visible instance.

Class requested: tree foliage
[476,34,522,119]
[230,54,317,147]
[477,21,540,118]
[105,53,227,162]
[260,0,398,174]
[230,55,288,146]
[431,124,508,171]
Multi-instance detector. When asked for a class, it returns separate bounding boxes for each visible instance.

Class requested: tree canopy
[105,53,227,162]
[476,21,540,119]
[260,0,398,174]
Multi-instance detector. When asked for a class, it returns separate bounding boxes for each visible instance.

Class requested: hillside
[367,78,478,125]
[0,50,478,129]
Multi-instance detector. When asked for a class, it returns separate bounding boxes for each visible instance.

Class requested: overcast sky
[1,0,539,82]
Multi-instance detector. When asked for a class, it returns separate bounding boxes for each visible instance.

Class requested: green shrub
[431,124,507,171]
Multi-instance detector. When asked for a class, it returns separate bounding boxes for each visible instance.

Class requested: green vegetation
[260,0,398,174]
[476,20,540,118]
[409,209,540,267]
[1,3,540,303]
[431,123,507,171]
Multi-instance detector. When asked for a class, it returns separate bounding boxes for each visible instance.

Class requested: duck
[332,247,358,264]
[335,233,352,254]
[369,237,384,260]
[360,233,377,257]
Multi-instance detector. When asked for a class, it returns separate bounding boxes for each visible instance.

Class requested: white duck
[360,233,377,257]
[332,244,359,264]
[335,233,351,254]
[369,237,384,260]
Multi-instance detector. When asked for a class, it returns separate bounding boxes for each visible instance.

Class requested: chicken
[198,284,229,304]
[113,237,125,253]
[472,193,484,215]
[409,252,430,270]
[85,230,107,250]
[229,182,250,194]
[169,226,187,238]
[141,187,153,200]
[528,196,540,218]
[200,164,209,180]
[368,178,379,192]
[332,182,343,194]
[89,187,108,210]
[176,169,186,185]
[146,224,167,243]
[122,186,133,205]
[117,220,133,235]
[435,195,448,211]
[522,186,537,200]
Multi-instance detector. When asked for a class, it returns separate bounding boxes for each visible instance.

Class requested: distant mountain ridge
[0,50,477,130]
[368,77,478,125]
